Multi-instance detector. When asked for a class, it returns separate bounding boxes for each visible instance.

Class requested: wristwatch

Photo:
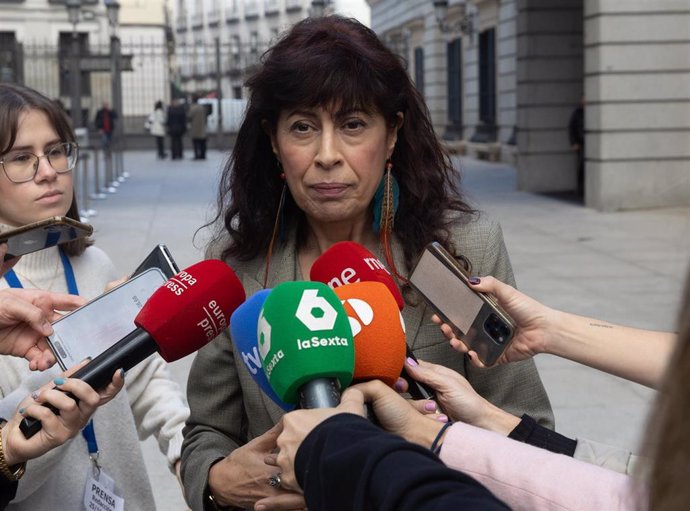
[0,421,26,481]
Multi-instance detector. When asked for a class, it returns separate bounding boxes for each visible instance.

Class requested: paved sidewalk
[86,150,689,509]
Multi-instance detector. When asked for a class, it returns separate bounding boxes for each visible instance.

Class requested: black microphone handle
[20,329,158,439]
[299,378,341,409]
[403,345,437,402]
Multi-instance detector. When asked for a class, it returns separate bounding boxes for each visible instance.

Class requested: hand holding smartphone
[0,217,93,261]
[408,242,516,366]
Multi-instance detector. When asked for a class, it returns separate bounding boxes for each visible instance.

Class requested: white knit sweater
[0,245,189,510]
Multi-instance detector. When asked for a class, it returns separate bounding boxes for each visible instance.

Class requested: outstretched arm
[439,276,675,389]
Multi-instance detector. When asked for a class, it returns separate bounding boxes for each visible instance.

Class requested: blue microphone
[230,289,294,411]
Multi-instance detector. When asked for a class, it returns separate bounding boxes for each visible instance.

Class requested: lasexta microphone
[310,241,404,310]
[21,259,246,438]
[230,289,293,411]
[259,281,354,408]
[333,281,406,386]
[310,241,435,401]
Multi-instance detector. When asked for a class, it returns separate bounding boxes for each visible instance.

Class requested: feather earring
[373,160,406,282]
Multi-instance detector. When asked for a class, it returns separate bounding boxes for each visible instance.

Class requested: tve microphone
[310,241,435,401]
[230,289,293,411]
[333,281,406,386]
[310,241,404,310]
[20,259,246,438]
[259,281,354,408]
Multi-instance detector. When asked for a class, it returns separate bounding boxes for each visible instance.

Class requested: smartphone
[47,268,167,370]
[408,241,516,366]
[0,216,93,261]
[131,244,180,279]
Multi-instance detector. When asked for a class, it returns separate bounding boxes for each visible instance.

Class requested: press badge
[83,469,124,511]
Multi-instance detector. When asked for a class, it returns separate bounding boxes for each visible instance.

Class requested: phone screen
[48,268,167,370]
[409,249,483,335]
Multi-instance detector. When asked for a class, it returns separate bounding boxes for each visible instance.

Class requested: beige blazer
[181,213,554,510]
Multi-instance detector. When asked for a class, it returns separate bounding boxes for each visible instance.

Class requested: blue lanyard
[3,248,99,455]
[3,247,79,295]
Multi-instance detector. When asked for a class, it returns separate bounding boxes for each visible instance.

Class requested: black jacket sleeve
[0,477,18,510]
[295,414,510,511]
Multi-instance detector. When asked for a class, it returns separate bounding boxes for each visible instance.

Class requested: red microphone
[20,259,246,438]
[334,282,406,386]
[312,242,437,402]
[310,241,404,310]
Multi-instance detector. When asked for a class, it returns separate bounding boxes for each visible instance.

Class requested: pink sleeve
[439,422,641,510]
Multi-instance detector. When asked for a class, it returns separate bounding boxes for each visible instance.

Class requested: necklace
[11,254,62,291]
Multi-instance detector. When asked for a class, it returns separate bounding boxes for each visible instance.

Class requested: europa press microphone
[230,289,294,411]
[258,281,354,409]
[21,259,246,438]
[310,241,436,401]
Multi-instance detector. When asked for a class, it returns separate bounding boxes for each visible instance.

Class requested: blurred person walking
[187,95,209,160]
[145,100,167,159]
[94,101,117,153]
[166,99,187,160]
[568,95,585,198]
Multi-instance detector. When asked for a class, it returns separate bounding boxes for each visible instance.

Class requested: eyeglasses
[0,142,79,183]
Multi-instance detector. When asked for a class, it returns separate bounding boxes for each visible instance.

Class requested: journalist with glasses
[0,82,190,510]
[0,142,78,184]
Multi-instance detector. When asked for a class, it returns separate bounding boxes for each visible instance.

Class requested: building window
[232,86,242,99]
[477,27,496,141]
[0,32,20,83]
[414,46,424,95]
[446,38,462,138]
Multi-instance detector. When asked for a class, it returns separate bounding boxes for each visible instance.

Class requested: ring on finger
[267,473,282,488]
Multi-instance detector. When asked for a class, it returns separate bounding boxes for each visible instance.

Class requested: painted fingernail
[424,401,437,411]
[119,368,125,379]
[18,408,25,415]
[394,378,406,391]
[437,414,449,423]
[31,391,40,400]
[80,356,92,364]
[405,357,418,367]
[53,377,65,386]
[469,277,481,285]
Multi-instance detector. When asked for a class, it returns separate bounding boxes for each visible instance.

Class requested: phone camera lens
[484,313,509,344]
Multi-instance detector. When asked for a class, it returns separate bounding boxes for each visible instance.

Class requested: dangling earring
[373,160,405,282]
[263,165,287,288]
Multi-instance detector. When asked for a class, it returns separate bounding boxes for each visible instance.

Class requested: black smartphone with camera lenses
[0,216,93,261]
[408,242,516,366]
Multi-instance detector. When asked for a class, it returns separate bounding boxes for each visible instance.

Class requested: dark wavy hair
[211,15,475,272]
[0,82,91,256]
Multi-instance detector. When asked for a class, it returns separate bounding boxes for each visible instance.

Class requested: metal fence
[2,40,171,135]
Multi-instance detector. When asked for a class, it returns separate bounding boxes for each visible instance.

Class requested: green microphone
[258,281,354,408]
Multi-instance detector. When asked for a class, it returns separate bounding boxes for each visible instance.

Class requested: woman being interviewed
[181,15,553,511]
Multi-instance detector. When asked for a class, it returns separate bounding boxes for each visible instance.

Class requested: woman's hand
[402,358,520,435]
[0,288,86,370]
[272,391,366,495]
[2,367,124,466]
[207,424,307,511]
[434,275,558,367]
[0,242,20,277]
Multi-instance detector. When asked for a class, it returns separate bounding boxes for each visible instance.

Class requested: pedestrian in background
[568,95,585,198]
[166,98,187,160]
[187,95,209,160]
[94,100,117,153]
[145,100,167,159]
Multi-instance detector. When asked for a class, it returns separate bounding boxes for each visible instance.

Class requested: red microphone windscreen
[135,259,246,362]
[310,241,404,310]
[334,281,406,386]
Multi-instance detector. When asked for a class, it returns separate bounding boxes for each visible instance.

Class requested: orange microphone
[334,281,406,386]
